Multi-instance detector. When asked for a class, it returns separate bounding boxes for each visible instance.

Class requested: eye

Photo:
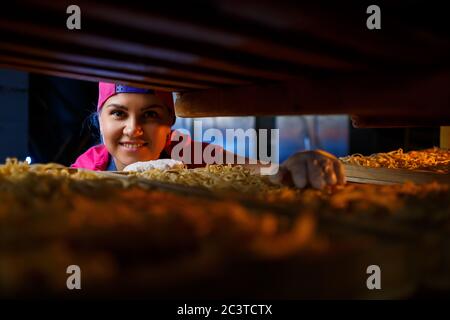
[110,110,126,119]
[143,110,160,119]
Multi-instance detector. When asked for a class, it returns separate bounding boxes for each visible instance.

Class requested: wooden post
[441,127,450,149]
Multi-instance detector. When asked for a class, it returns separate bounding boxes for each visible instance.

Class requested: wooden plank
[17,0,365,71]
[1,0,448,118]
[20,0,449,69]
[216,1,450,67]
[0,42,253,86]
[0,63,181,92]
[343,164,450,185]
[74,1,361,71]
[441,127,450,149]
[0,54,213,90]
[175,71,450,117]
[0,18,298,81]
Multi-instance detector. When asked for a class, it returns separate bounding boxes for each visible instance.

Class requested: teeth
[122,143,144,148]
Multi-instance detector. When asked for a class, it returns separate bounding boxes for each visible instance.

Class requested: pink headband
[97,82,175,124]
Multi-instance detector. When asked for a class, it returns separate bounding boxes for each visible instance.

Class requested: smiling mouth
[119,142,148,150]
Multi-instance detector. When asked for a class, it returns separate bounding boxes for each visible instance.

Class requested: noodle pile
[0,158,106,180]
[0,158,319,297]
[134,164,281,193]
[340,147,450,173]
[1,157,450,297]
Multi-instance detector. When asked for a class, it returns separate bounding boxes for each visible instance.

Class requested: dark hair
[81,111,102,144]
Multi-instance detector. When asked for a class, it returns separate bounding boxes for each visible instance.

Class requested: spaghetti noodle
[340,147,450,173]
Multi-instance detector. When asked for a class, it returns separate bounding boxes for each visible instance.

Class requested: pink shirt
[71,131,229,171]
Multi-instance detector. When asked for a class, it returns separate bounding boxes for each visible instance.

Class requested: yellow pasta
[0,157,321,297]
[1,157,450,297]
[135,164,282,194]
[0,158,109,180]
[340,147,450,173]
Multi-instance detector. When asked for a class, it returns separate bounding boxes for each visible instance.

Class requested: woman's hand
[269,150,346,189]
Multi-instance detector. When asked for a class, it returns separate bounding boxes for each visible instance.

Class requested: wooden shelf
[343,163,450,185]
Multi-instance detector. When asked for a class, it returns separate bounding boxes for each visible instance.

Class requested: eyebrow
[106,104,127,110]
[141,105,164,111]
[106,104,165,111]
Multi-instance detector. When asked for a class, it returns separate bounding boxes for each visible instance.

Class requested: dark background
[28,73,98,166]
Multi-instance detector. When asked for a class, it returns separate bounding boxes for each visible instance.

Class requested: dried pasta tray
[342,164,450,185]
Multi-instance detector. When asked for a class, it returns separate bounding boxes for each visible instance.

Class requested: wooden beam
[0,41,254,87]
[0,55,209,90]
[0,18,299,81]
[175,71,450,117]
[78,1,361,70]
[19,0,365,71]
[215,1,450,67]
[2,0,448,120]
[0,63,181,92]
[441,127,450,149]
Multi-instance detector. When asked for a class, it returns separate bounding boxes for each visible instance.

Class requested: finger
[269,166,288,185]
[268,170,282,185]
[323,159,337,185]
[306,158,326,189]
[289,160,308,189]
[310,149,336,160]
[333,159,346,185]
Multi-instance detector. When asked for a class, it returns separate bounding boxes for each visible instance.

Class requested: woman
[72,82,345,189]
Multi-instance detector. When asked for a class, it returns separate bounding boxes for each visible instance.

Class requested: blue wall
[0,69,28,163]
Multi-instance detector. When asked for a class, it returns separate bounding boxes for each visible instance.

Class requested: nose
[123,118,143,137]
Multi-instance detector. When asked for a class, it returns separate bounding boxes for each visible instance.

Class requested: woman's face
[99,93,173,171]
